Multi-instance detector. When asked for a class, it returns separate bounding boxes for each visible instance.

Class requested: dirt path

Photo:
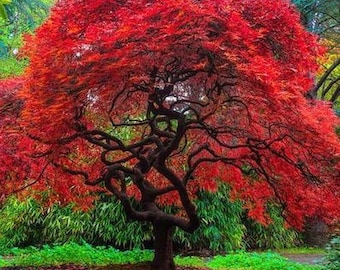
[281,253,324,265]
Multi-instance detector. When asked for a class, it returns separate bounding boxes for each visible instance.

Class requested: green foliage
[0,197,44,248]
[175,184,300,252]
[0,185,300,253]
[292,0,339,107]
[0,0,11,21]
[4,0,52,28]
[277,247,324,255]
[0,244,322,269]
[207,252,321,270]
[174,183,245,252]
[0,24,27,79]
[0,57,27,78]
[0,195,153,249]
[292,0,339,36]
[322,236,340,270]
[0,0,52,78]
[243,204,301,250]
[85,196,153,249]
[174,256,206,268]
[0,243,153,267]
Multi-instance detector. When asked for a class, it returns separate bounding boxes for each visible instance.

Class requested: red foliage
[0,78,102,208]
[1,0,339,232]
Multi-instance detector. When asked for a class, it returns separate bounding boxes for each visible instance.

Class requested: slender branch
[12,162,50,193]
[321,77,340,99]
[330,85,340,103]
[310,58,340,97]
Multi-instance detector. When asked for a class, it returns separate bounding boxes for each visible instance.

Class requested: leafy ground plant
[321,236,340,270]
[0,243,153,267]
[207,252,322,270]
[0,243,324,269]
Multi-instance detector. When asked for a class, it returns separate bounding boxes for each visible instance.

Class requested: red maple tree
[1,0,339,269]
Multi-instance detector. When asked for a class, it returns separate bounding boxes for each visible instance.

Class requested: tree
[292,0,339,106]
[2,0,51,26]
[1,0,339,269]
[292,0,339,36]
[0,0,52,77]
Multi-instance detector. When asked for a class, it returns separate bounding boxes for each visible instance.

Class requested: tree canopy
[1,0,339,269]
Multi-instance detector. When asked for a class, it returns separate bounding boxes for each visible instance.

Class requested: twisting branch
[12,162,50,194]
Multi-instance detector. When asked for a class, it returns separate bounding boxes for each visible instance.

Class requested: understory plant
[322,235,340,270]
[243,204,301,250]
[0,183,300,252]
[207,252,321,270]
[0,194,152,249]
[0,244,322,269]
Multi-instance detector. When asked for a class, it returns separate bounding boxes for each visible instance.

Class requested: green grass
[0,243,324,269]
[175,255,207,268]
[275,247,325,255]
[0,243,153,267]
[207,252,322,270]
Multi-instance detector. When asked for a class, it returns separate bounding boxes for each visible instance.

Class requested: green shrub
[174,183,300,252]
[322,236,340,270]
[85,196,153,249]
[0,195,152,249]
[0,184,301,252]
[0,197,44,248]
[174,183,245,252]
[243,204,301,250]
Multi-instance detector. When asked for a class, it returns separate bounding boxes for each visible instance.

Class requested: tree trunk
[304,217,330,248]
[151,222,176,270]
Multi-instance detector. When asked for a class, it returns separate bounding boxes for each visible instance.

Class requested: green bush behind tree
[0,183,299,252]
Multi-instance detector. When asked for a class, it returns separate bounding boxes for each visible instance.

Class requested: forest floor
[0,248,325,269]
[0,264,207,270]
[0,254,324,269]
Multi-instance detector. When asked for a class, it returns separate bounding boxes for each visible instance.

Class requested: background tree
[2,0,339,269]
[0,0,52,78]
[292,0,339,107]
[292,0,339,36]
[3,0,51,26]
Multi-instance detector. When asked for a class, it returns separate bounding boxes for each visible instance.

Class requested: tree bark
[151,222,176,270]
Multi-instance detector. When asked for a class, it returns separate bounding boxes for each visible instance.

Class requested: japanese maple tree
[2,0,339,269]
